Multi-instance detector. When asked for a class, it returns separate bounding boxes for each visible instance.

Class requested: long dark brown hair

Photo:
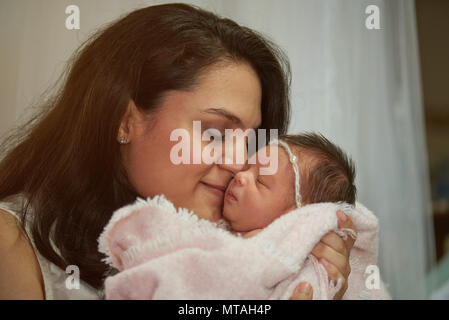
[0,3,291,290]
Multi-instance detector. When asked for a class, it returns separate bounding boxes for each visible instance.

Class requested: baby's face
[223,145,297,232]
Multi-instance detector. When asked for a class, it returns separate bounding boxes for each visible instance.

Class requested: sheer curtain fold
[0,0,434,299]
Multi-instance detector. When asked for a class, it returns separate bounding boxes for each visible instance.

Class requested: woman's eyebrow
[202,108,242,125]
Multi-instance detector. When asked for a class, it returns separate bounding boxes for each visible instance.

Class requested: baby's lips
[226,187,239,202]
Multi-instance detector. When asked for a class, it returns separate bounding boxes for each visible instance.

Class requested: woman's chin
[193,201,222,222]
[204,211,222,222]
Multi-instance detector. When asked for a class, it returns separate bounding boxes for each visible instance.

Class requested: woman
[0,3,356,299]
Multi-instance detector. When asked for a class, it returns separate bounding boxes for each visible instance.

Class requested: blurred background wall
[415,0,449,300]
[1,0,446,299]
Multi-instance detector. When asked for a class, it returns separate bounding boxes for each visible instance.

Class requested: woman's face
[119,62,262,221]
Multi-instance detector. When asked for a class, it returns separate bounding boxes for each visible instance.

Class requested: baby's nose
[235,169,254,186]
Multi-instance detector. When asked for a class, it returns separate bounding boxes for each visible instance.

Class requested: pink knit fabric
[98,195,391,300]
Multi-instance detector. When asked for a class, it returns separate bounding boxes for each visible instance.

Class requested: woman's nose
[218,160,247,175]
[217,137,248,174]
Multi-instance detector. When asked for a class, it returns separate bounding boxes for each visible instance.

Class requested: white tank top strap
[0,194,104,300]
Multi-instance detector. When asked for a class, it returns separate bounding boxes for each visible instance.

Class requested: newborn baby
[98,133,390,299]
[222,133,357,238]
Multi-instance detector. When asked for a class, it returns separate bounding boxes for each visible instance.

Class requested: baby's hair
[280,133,357,205]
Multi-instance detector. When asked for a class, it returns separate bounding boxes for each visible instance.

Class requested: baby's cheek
[242,196,265,220]
[223,196,244,222]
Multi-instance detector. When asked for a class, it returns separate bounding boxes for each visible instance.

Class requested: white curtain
[0,0,435,299]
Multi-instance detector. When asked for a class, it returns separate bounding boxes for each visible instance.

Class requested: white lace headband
[269,138,302,208]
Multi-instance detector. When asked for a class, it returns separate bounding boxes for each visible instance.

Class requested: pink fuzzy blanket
[98,195,391,299]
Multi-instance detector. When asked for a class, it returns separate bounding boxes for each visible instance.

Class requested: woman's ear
[117,99,140,143]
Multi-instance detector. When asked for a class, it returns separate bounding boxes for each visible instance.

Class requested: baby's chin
[222,204,250,232]
[222,203,241,227]
[222,202,232,221]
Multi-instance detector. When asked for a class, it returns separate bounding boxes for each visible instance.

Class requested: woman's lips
[200,182,226,198]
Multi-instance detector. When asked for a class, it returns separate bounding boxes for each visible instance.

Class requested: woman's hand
[289,210,357,300]
[311,210,357,299]
[289,282,314,300]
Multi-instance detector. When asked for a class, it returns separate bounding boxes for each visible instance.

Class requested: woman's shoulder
[0,206,27,248]
[0,206,46,299]
[0,193,35,252]
[0,195,104,300]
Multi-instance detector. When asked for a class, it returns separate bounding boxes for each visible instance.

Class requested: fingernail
[297,282,311,293]
[338,211,347,222]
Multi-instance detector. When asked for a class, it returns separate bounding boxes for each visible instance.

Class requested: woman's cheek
[127,134,181,196]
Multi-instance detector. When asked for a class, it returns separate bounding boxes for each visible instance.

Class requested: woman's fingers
[289,282,313,300]
[310,211,355,300]
[311,241,349,278]
[337,210,357,251]
[319,232,348,258]
[320,258,348,300]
